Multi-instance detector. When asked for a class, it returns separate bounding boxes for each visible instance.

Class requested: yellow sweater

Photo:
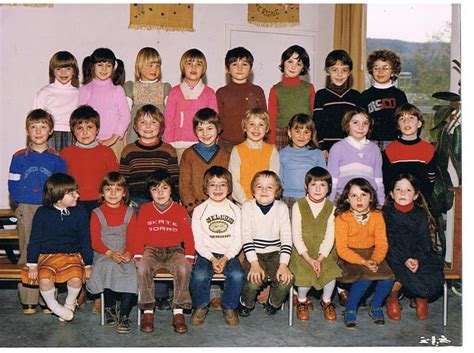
[335,210,388,265]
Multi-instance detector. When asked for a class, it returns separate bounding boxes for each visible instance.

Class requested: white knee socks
[64,285,81,310]
[297,287,311,302]
[40,287,73,321]
[322,280,336,303]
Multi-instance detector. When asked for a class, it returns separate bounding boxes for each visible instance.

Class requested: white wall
[0,3,335,208]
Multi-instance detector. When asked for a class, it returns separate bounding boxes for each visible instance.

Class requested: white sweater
[241,199,292,265]
[191,198,242,260]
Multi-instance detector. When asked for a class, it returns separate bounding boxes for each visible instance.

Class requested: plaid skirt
[21,253,85,286]
[337,248,394,284]
[275,127,288,150]
[49,131,75,151]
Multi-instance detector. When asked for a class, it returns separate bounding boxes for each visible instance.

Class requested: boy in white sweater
[238,171,294,317]
[189,166,245,326]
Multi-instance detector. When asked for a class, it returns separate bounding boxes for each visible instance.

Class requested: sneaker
[22,305,36,315]
[368,306,385,325]
[343,310,357,329]
[156,296,171,311]
[222,308,239,326]
[296,301,310,321]
[190,307,209,325]
[237,302,253,317]
[338,290,349,307]
[264,300,279,316]
[105,306,118,326]
[116,316,131,334]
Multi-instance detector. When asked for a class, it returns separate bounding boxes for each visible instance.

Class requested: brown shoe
[190,307,209,325]
[409,298,417,308]
[92,298,101,315]
[338,290,349,307]
[296,301,310,321]
[320,300,336,321]
[223,308,239,326]
[172,313,188,333]
[140,313,154,333]
[385,291,401,321]
[210,297,222,310]
[415,298,428,320]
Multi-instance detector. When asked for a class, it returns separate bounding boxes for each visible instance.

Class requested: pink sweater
[78,79,130,140]
[163,83,217,145]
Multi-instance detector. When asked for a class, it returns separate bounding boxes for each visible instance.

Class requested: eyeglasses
[372,66,392,73]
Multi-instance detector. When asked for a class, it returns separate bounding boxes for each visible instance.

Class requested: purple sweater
[163,83,217,145]
[327,138,385,204]
[78,79,130,140]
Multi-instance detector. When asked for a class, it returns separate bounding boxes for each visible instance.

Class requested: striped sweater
[119,140,179,200]
[327,137,385,205]
[241,200,292,265]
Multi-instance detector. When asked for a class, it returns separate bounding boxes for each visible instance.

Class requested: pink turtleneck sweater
[78,78,130,140]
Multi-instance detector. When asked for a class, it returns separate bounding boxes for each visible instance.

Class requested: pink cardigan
[78,79,130,140]
[163,84,217,144]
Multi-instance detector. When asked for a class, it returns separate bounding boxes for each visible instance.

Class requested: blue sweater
[8,147,67,205]
[279,146,326,198]
[27,205,93,265]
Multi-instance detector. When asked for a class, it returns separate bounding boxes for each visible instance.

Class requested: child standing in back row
[313,49,361,154]
[268,45,315,149]
[33,51,80,151]
[124,47,171,144]
[164,48,218,161]
[216,47,267,151]
[360,49,408,150]
[79,48,130,159]
[9,109,67,314]
[229,108,279,206]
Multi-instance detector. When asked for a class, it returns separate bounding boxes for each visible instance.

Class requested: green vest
[289,198,342,289]
[275,80,312,128]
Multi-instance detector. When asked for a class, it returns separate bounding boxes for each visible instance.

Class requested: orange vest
[236,142,274,199]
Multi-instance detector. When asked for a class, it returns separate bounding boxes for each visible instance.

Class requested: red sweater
[90,203,137,255]
[61,144,118,200]
[131,201,195,261]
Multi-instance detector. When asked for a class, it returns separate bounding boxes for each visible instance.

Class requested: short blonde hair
[241,107,270,138]
[134,47,162,81]
[179,48,207,79]
[25,109,54,131]
[133,104,165,138]
[250,170,282,199]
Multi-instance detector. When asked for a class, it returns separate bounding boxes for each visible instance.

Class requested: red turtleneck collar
[394,202,414,213]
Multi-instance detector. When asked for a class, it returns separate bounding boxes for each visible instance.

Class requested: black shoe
[105,306,118,326]
[264,300,279,316]
[116,316,131,334]
[237,302,253,317]
[156,296,171,311]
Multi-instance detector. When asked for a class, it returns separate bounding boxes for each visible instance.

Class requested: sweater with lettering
[132,201,195,261]
[192,198,242,260]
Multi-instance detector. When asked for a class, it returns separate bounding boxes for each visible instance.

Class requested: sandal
[368,306,385,325]
[343,310,357,329]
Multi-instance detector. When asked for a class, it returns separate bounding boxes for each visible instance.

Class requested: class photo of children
[0,3,462,349]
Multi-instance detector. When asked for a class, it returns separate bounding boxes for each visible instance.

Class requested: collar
[25,145,57,156]
[256,200,274,215]
[180,80,205,99]
[398,136,421,144]
[394,202,414,213]
[281,76,302,86]
[245,139,264,149]
[373,81,394,89]
[75,140,99,149]
[52,79,73,88]
[139,79,159,84]
[136,139,162,150]
[92,78,113,86]
[350,208,371,225]
[346,136,368,149]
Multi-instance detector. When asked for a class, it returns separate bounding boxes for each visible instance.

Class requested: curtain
[333,4,367,91]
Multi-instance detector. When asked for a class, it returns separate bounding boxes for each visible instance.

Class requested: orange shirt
[335,210,388,265]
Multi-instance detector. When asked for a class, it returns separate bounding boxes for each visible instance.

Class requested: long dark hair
[334,178,378,217]
[82,48,125,85]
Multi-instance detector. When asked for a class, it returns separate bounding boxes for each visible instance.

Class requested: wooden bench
[0,209,19,264]
[100,270,294,326]
[0,263,22,281]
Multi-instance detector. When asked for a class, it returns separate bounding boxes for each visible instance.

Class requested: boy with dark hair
[216,47,267,151]
[61,105,119,218]
[9,109,67,314]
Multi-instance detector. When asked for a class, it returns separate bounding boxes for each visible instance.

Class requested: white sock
[65,285,81,309]
[322,280,336,303]
[40,287,73,321]
[297,287,311,302]
[144,310,154,314]
[173,308,183,315]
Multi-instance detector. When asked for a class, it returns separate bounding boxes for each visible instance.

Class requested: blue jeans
[190,254,245,309]
[346,279,393,312]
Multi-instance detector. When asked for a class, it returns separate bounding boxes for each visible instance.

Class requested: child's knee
[67,277,82,288]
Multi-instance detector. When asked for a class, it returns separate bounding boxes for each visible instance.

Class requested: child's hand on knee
[122,251,132,263]
[276,264,293,285]
[28,265,38,280]
[248,261,266,285]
